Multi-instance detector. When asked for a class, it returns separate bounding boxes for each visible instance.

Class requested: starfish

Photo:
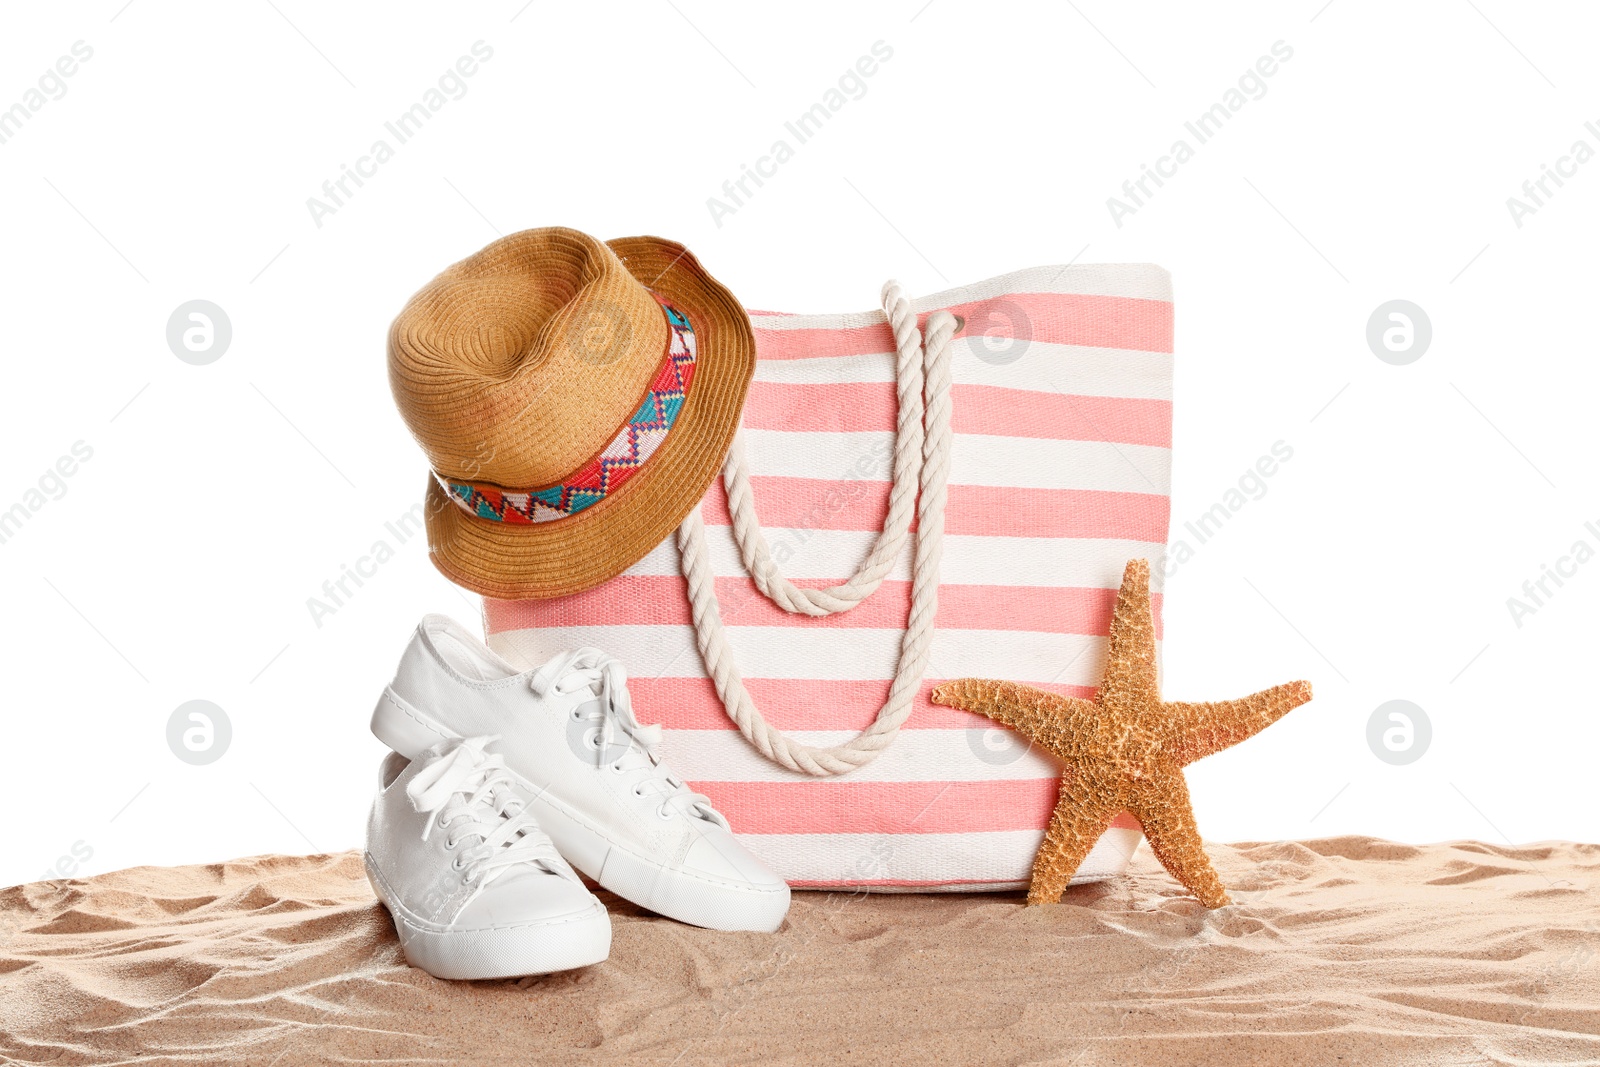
[930,558,1312,908]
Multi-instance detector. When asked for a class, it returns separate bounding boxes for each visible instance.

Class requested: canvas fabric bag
[484,264,1175,890]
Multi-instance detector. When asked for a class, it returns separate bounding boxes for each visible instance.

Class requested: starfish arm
[1097,559,1162,713]
[1126,766,1230,908]
[1160,680,1313,766]
[930,679,1098,758]
[1026,773,1122,906]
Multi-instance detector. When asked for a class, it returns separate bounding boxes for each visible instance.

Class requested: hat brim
[425,236,754,600]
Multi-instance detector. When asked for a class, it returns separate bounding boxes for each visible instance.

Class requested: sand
[2,838,1598,1065]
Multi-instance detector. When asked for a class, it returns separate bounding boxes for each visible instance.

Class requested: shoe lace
[405,736,574,887]
[529,648,730,829]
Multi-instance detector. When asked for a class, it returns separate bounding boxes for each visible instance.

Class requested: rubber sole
[364,853,610,980]
[372,687,790,933]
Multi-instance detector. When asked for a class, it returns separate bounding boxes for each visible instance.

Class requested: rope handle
[675,283,956,776]
[719,281,929,616]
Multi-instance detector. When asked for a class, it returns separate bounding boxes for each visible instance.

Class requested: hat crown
[389,227,668,489]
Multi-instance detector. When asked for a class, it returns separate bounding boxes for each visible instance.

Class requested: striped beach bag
[483,263,1175,890]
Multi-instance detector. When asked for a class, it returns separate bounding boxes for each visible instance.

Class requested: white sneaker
[365,737,611,979]
[370,614,791,933]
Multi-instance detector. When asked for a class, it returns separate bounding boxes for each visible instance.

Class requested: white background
[2,0,1596,890]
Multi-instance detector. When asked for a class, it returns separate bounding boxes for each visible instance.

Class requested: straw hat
[388,227,755,600]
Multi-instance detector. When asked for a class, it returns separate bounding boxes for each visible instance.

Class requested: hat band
[436,294,697,525]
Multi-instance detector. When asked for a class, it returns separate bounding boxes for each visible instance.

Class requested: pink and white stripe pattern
[485,264,1175,890]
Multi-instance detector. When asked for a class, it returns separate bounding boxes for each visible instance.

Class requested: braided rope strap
[718,280,928,615]
[676,283,956,776]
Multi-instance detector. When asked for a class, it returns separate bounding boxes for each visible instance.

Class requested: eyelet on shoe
[443,838,458,851]
[632,785,644,797]
[570,708,583,721]
[609,761,626,774]
[451,857,464,871]
[655,805,672,821]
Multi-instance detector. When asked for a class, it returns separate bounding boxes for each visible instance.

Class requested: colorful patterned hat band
[436,295,697,526]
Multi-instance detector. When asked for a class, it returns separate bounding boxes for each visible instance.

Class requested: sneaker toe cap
[456,867,603,930]
[683,828,789,893]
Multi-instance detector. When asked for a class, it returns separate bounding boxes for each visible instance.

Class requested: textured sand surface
[3,838,1599,1065]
